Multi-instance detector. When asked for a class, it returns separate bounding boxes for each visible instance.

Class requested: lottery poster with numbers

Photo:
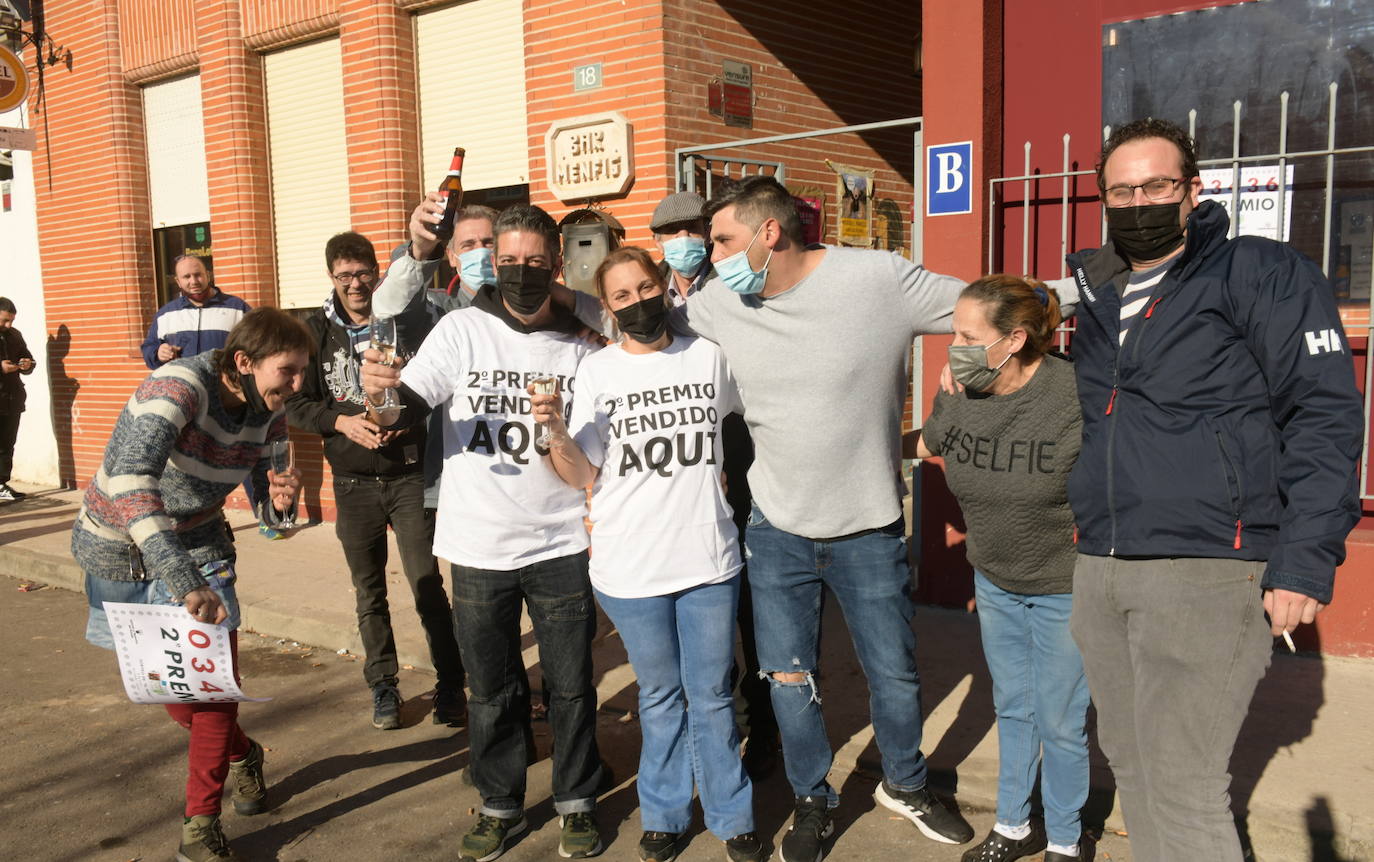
[103,602,271,705]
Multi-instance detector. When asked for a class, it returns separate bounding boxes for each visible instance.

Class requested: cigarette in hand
[1280,630,1296,653]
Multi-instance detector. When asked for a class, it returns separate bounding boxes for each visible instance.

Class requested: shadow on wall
[47,325,78,490]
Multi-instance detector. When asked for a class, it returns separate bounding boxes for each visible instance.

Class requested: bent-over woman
[73,308,309,862]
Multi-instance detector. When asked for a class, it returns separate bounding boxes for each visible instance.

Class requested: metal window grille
[989,84,1373,501]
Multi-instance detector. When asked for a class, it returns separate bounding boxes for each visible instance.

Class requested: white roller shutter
[265,39,351,309]
[143,75,210,228]
[415,0,529,193]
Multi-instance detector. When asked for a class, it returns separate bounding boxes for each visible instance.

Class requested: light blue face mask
[715,223,772,295]
[458,246,495,290]
[661,235,708,275]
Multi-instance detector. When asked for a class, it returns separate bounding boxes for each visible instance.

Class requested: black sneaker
[960,825,1047,862]
[780,796,833,862]
[433,685,467,727]
[637,830,682,862]
[459,813,527,862]
[0,484,23,502]
[371,683,402,730]
[1043,852,1079,862]
[725,831,767,862]
[874,781,974,845]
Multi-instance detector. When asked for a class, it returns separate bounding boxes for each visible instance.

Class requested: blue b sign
[927,141,973,216]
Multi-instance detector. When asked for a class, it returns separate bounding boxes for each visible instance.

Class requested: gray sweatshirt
[685,246,966,538]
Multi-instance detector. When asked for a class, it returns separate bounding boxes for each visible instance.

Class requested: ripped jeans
[744,504,927,804]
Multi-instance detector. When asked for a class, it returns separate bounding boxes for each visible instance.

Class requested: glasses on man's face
[1102,177,1186,207]
[332,269,376,286]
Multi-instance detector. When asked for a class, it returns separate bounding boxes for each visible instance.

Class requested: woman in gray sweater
[904,276,1087,862]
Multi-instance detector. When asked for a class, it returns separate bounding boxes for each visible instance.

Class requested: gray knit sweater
[922,354,1081,595]
[70,352,286,598]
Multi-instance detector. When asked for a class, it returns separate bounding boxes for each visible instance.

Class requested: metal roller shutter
[265,38,351,309]
[415,0,529,193]
[143,74,210,228]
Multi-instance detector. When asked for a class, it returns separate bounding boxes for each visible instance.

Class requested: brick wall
[35,0,156,488]
[523,0,672,241]
[36,0,923,518]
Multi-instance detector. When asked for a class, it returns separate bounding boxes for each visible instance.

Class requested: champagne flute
[369,315,404,411]
[531,376,559,449]
[269,438,294,476]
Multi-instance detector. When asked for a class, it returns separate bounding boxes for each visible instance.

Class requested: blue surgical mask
[661,236,708,275]
[458,247,495,290]
[714,223,772,295]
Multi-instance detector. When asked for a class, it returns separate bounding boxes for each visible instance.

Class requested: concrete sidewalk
[2,483,1368,860]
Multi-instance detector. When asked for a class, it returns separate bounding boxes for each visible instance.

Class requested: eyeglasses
[332,269,376,285]
[1102,177,1186,207]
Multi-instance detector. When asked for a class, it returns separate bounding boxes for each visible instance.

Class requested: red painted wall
[1004,0,1373,658]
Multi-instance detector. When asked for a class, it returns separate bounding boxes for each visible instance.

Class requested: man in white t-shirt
[362,204,606,862]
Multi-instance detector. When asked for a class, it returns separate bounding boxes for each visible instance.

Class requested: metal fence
[989,83,1374,501]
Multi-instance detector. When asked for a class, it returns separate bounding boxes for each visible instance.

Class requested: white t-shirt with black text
[401,307,595,569]
[569,335,743,598]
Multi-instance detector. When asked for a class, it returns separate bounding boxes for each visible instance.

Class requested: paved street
[1,574,1144,862]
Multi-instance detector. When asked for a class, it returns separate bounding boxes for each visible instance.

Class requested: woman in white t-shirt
[532,246,761,862]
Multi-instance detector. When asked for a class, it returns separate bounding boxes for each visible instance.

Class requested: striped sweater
[71,351,285,599]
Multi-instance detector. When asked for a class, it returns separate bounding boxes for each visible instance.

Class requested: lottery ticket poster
[103,601,271,705]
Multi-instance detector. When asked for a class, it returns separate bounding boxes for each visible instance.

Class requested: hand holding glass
[531,377,559,448]
[369,316,404,411]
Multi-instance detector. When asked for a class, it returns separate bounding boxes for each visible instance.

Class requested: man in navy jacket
[141,255,250,368]
[1066,118,1363,862]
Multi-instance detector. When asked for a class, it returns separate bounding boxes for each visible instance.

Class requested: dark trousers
[0,412,20,483]
[333,473,464,690]
[452,551,603,816]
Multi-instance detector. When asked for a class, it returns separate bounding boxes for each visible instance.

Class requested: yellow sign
[0,46,29,113]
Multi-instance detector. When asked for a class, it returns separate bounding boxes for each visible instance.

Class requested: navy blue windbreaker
[1065,200,1363,603]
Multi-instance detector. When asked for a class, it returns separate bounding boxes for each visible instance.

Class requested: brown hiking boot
[228,738,267,815]
[176,814,240,861]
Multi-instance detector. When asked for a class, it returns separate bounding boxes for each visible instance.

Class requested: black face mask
[497,264,553,315]
[612,295,670,344]
[1105,202,1187,263]
[236,371,272,416]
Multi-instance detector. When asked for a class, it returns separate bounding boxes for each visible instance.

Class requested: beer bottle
[431,147,466,244]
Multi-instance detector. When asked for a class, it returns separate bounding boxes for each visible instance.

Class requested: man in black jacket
[0,297,35,502]
[287,232,464,731]
[1066,119,1363,862]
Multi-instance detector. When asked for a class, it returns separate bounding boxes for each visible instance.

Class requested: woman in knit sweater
[73,307,311,862]
[905,276,1088,862]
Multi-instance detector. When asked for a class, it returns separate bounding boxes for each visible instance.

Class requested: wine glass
[369,315,403,411]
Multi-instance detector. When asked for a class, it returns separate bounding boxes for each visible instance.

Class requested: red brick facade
[32,0,920,520]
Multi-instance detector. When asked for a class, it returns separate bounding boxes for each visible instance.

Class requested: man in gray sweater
[686,176,988,862]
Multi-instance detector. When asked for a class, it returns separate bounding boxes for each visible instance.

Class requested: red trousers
[163,631,252,817]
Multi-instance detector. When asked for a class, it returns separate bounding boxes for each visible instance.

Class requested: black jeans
[0,412,20,484]
[333,473,463,690]
[452,551,603,817]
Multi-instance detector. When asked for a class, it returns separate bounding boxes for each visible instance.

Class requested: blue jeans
[744,504,925,804]
[974,572,1090,847]
[596,579,754,840]
[452,551,602,817]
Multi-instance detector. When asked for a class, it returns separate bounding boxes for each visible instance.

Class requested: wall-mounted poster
[826,160,874,247]
[793,194,823,246]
